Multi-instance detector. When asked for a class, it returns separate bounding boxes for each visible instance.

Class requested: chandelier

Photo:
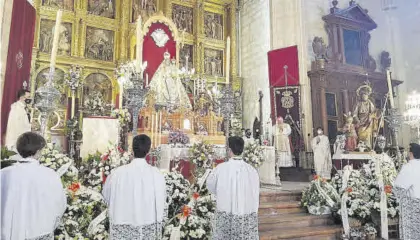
[403,91,420,141]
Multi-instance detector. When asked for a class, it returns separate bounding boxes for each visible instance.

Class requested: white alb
[5,101,31,150]
[311,134,332,179]
[1,158,67,240]
[102,158,166,239]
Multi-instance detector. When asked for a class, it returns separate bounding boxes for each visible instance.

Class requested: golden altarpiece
[30,0,241,145]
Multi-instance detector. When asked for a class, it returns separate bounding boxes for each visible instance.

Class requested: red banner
[1,0,36,142]
[143,23,177,82]
[268,46,299,124]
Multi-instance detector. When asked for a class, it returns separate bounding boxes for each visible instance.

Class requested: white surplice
[394,159,420,239]
[102,158,166,240]
[311,135,332,179]
[1,158,67,240]
[274,123,293,167]
[5,101,31,151]
[207,158,260,240]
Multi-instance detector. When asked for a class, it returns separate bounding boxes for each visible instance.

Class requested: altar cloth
[80,117,119,158]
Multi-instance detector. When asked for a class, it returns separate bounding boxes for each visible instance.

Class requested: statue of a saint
[343,113,358,151]
[149,51,192,110]
[353,84,377,148]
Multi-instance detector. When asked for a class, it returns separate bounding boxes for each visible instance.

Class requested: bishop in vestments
[311,127,332,179]
[274,116,293,167]
[102,134,166,239]
[5,89,32,151]
[207,136,260,240]
[1,132,67,240]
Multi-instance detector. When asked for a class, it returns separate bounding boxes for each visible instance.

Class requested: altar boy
[102,134,166,239]
[207,136,260,240]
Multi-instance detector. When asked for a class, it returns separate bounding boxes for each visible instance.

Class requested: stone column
[342,89,350,115]
[229,1,237,78]
[320,86,328,136]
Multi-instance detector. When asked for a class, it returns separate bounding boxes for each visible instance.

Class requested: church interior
[1,0,420,238]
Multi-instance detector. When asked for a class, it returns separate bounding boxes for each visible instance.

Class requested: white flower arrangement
[189,141,214,169]
[331,169,372,221]
[243,141,265,168]
[84,92,106,116]
[301,176,340,215]
[111,108,131,128]
[361,154,399,219]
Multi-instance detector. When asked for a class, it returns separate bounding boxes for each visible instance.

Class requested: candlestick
[136,16,143,73]
[386,69,394,108]
[225,36,231,84]
[71,91,76,118]
[50,10,63,71]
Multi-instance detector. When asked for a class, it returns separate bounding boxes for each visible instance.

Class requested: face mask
[317,131,323,135]
[25,99,32,104]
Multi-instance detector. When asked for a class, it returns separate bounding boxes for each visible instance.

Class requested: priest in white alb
[311,127,332,179]
[207,136,260,239]
[273,116,293,167]
[1,132,67,240]
[5,89,32,151]
[394,143,420,239]
[102,134,166,239]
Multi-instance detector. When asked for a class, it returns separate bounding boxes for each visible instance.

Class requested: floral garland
[168,130,190,145]
[243,141,265,168]
[111,108,131,128]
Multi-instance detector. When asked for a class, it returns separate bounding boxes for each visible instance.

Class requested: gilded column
[195,0,204,74]
[33,0,42,48]
[119,0,130,61]
[79,19,86,57]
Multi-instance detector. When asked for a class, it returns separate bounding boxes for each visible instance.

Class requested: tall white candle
[185,56,189,70]
[225,36,231,84]
[50,10,63,71]
[151,114,154,147]
[146,73,149,87]
[71,91,75,118]
[136,16,143,73]
[386,69,395,108]
[155,112,159,146]
[119,87,123,108]
[159,111,162,145]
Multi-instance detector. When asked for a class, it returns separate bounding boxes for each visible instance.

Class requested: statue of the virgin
[148,51,192,110]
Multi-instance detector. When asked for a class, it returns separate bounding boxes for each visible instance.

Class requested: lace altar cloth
[332,153,374,170]
[157,144,276,184]
[80,117,119,158]
[394,186,420,240]
[211,211,259,240]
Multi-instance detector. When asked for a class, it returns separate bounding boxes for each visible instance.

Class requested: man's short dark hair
[16,132,46,158]
[316,127,323,131]
[132,134,151,158]
[17,89,30,100]
[228,136,244,156]
[409,143,420,159]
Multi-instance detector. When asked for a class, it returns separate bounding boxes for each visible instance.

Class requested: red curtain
[1,0,36,143]
[143,23,176,82]
[268,46,300,124]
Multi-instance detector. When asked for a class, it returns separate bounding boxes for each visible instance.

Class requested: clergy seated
[102,134,166,239]
[1,132,67,240]
[207,136,260,240]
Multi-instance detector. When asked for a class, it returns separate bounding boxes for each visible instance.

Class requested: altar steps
[280,167,313,182]
[259,190,342,240]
